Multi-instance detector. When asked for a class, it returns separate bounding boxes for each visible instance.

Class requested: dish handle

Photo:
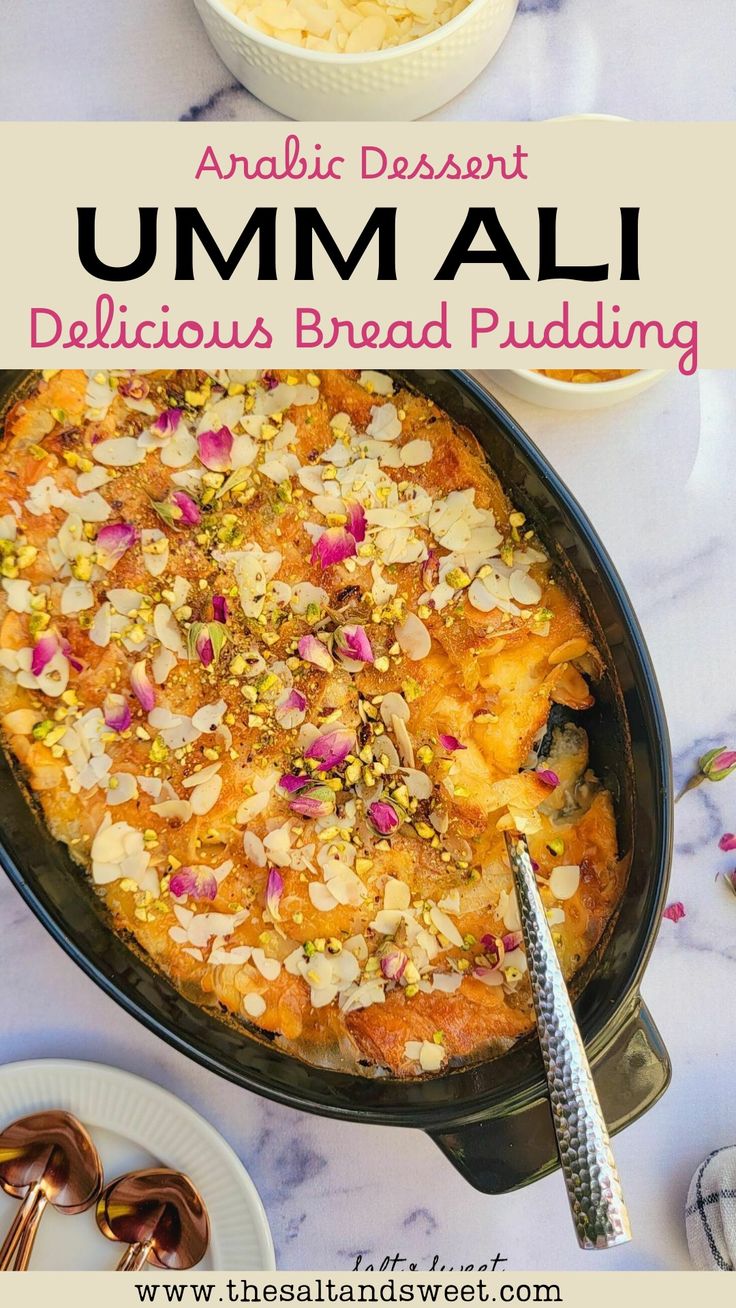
[427,996,670,1194]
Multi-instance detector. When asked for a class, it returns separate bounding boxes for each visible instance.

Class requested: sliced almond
[548,637,589,666]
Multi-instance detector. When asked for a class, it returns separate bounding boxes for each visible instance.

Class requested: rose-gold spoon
[96,1169,210,1271]
[0,1110,103,1271]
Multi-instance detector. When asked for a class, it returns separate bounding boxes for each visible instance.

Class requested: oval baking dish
[0,369,672,1192]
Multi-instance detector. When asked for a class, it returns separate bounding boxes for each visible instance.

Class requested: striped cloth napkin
[686,1147,736,1270]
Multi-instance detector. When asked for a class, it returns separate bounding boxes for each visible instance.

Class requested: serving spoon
[504,829,632,1249]
[0,1110,103,1271]
[96,1169,210,1271]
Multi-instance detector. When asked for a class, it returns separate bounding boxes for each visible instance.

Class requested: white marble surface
[3,0,736,1274]
[1,0,735,122]
[1,370,735,1271]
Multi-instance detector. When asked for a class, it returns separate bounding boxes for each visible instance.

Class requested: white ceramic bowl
[192,0,518,120]
[489,368,669,411]
[488,118,666,412]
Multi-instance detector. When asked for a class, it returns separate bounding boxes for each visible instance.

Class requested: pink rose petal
[152,407,183,436]
[439,733,466,752]
[335,624,374,667]
[170,866,217,901]
[96,522,138,571]
[421,551,439,590]
[171,491,201,527]
[103,693,131,733]
[59,636,83,673]
[279,773,311,793]
[344,500,366,544]
[197,427,233,472]
[265,868,284,921]
[305,726,355,771]
[274,689,307,729]
[311,527,356,570]
[31,633,60,677]
[537,769,560,788]
[131,659,156,711]
[297,634,334,672]
[212,594,229,624]
[663,901,686,923]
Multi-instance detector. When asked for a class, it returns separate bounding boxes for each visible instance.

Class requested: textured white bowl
[489,368,669,411]
[192,0,518,120]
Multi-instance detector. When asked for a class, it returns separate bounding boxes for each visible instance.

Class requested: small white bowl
[489,369,669,411]
[192,0,518,120]
[488,119,666,412]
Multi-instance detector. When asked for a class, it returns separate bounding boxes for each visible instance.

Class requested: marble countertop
[3,0,736,1274]
[1,369,735,1270]
[1,0,735,121]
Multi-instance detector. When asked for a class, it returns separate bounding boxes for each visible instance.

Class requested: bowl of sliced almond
[191,0,518,120]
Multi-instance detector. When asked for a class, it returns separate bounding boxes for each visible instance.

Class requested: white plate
[0,1059,275,1272]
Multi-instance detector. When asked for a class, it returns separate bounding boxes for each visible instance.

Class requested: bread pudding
[0,369,623,1076]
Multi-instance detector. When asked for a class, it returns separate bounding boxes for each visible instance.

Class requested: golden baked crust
[0,369,623,1076]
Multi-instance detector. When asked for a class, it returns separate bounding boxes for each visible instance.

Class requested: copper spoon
[0,1110,103,1271]
[96,1169,210,1271]
[504,830,631,1249]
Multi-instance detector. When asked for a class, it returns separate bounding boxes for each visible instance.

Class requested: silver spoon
[504,829,632,1249]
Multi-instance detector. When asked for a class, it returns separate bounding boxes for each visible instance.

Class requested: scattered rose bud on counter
[677,747,736,800]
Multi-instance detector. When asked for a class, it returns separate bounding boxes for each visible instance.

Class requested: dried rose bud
[289,784,336,819]
[677,746,736,800]
[701,748,736,781]
[188,621,228,668]
[368,799,402,836]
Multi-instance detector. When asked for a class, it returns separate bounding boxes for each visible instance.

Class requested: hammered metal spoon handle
[505,830,632,1249]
